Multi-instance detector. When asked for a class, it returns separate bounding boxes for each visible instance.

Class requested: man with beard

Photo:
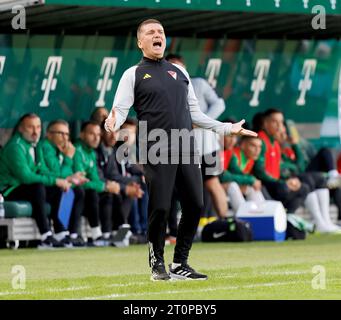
[0,113,72,248]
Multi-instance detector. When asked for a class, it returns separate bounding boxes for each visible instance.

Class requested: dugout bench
[0,201,92,249]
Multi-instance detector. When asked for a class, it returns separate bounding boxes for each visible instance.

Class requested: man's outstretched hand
[104,109,116,133]
[230,119,258,137]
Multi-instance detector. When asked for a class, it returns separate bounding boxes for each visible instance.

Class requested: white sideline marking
[0,281,150,297]
[220,271,309,278]
[0,291,33,296]
[48,286,91,292]
[259,271,310,276]
[77,284,274,300]
[107,281,150,287]
[219,274,238,278]
[78,278,341,300]
[1,277,340,298]
[0,271,304,297]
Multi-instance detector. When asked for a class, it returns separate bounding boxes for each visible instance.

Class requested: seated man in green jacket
[0,113,72,248]
[74,121,120,246]
[38,119,89,246]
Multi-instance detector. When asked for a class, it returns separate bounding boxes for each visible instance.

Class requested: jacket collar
[14,133,37,148]
[77,139,93,152]
[142,56,164,64]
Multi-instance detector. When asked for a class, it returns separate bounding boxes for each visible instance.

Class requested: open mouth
[153,41,162,48]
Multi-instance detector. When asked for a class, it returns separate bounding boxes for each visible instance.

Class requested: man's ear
[137,39,142,49]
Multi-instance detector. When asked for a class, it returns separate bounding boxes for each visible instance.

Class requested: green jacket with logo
[37,138,74,179]
[0,133,56,196]
[73,139,105,192]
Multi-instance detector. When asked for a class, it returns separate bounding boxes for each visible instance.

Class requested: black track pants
[144,163,204,267]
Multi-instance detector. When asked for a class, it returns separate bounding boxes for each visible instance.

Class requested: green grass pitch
[1,234,341,300]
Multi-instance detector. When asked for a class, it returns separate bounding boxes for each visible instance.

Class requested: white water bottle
[0,194,5,218]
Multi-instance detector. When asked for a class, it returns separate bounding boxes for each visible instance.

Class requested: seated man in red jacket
[254,108,340,233]
[253,109,310,215]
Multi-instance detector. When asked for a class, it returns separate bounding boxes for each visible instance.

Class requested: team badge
[167,71,177,80]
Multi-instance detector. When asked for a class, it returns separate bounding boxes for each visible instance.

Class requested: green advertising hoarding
[0,34,340,146]
[45,0,341,15]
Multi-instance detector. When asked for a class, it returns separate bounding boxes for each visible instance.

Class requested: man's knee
[151,206,170,216]
[29,183,46,199]
[299,182,310,198]
[318,147,331,159]
[100,192,114,205]
[73,187,85,201]
[204,176,220,192]
[194,200,204,214]
[85,189,99,201]
[182,196,204,215]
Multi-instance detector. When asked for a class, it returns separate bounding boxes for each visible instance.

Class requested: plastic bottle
[0,194,5,218]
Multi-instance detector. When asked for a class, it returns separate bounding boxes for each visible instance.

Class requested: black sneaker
[59,235,73,248]
[111,225,132,248]
[151,262,171,281]
[129,233,147,245]
[38,236,63,249]
[70,235,86,247]
[88,236,109,247]
[169,263,208,280]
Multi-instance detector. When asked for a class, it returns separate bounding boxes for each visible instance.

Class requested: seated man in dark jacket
[96,121,144,243]
[117,118,149,240]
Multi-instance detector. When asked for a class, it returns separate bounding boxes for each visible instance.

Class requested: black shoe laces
[182,264,195,272]
[154,262,166,273]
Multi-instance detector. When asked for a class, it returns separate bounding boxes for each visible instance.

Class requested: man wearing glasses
[0,114,73,248]
[38,119,89,246]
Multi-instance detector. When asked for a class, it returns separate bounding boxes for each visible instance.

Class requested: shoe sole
[112,241,129,248]
[169,272,208,281]
[63,244,74,248]
[112,228,131,243]
[37,245,62,250]
[91,241,111,247]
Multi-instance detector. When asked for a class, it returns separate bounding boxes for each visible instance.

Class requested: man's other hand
[104,109,116,132]
[230,119,258,137]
